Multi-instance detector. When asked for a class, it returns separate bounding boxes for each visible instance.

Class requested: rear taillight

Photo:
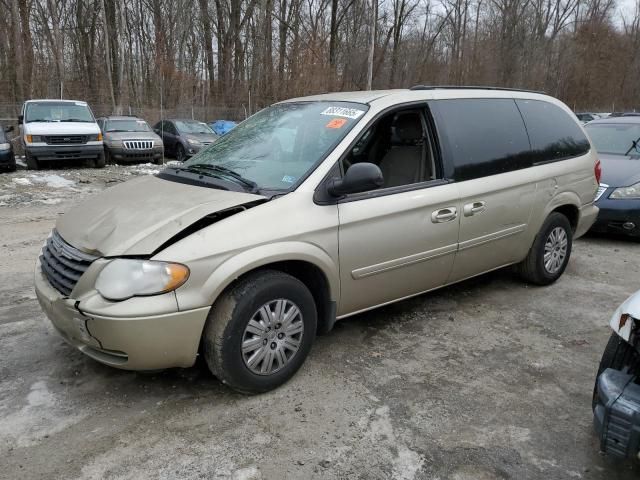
[595,159,602,184]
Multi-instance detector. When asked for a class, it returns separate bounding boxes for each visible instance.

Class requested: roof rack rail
[409,85,545,94]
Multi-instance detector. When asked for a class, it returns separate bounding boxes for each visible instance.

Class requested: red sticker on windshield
[326,118,348,129]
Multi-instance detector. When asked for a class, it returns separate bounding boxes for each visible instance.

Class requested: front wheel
[25,152,40,170]
[517,212,573,285]
[202,270,317,394]
[175,144,186,162]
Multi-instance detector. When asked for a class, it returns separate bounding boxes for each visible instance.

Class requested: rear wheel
[202,270,317,394]
[517,212,572,285]
[25,152,39,170]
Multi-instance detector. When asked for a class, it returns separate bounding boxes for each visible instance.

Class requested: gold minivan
[35,87,600,393]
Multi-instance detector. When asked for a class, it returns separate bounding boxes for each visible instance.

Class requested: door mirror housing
[4,125,14,133]
[17,115,23,124]
[328,162,384,196]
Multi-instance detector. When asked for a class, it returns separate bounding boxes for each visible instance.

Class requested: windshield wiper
[624,136,640,156]
[185,164,259,193]
[59,119,92,122]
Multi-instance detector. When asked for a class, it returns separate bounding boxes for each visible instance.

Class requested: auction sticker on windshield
[326,118,348,129]
[320,107,365,119]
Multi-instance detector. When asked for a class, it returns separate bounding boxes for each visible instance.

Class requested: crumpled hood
[599,154,640,187]
[56,175,264,256]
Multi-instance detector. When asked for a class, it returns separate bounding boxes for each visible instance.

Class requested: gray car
[153,119,218,161]
[97,116,164,164]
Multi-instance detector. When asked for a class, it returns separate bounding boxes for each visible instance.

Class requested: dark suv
[0,126,16,172]
[153,119,218,161]
[97,116,164,164]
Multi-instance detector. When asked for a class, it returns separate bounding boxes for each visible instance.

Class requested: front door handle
[431,207,457,223]
[463,201,486,217]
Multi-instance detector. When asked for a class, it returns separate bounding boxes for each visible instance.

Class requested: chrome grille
[595,183,609,201]
[45,135,87,145]
[40,230,98,296]
[123,140,153,150]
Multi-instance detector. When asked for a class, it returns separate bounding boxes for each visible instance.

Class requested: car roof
[586,116,640,125]
[25,99,87,104]
[102,115,145,121]
[164,118,205,122]
[279,87,554,107]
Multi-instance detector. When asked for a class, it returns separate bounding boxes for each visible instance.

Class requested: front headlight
[187,138,202,146]
[25,135,43,143]
[610,182,640,199]
[95,259,189,301]
[0,143,10,151]
[87,133,103,141]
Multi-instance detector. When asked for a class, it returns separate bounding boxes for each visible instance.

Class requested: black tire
[153,153,164,165]
[517,212,573,285]
[104,148,112,165]
[592,333,634,410]
[25,152,39,170]
[94,153,106,168]
[202,270,317,394]
[175,144,186,162]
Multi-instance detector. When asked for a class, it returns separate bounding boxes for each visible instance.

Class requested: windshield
[585,123,640,156]
[25,101,94,123]
[181,101,368,190]
[175,121,214,135]
[106,119,151,132]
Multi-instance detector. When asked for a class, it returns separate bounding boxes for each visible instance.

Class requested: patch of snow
[12,177,32,186]
[29,174,75,188]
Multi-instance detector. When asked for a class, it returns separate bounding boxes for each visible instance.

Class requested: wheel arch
[200,242,339,335]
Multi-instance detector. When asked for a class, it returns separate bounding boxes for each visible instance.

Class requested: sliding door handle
[431,207,457,223]
[463,201,486,217]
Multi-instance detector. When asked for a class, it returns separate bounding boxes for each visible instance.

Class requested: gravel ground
[0,163,639,479]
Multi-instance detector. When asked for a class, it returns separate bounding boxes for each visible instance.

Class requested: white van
[19,99,104,169]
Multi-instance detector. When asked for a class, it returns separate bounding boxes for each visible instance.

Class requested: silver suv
[35,87,599,393]
[97,116,164,164]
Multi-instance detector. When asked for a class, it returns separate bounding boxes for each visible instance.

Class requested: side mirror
[4,126,14,132]
[17,115,23,124]
[328,162,384,196]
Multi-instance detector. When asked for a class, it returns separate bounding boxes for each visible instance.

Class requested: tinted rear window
[516,100,590,162]
[431,98,532,181]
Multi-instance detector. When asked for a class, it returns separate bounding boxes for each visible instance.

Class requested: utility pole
[366,0,377,90]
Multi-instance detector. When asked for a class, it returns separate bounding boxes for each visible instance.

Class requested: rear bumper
[591,197,640,237]
[26,143,103,161]
[593,368,640,460]
[35,261,210,370]
[575,202,599,238]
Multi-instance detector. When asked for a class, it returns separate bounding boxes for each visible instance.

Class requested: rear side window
[516,100,590,163]
[431,98,532,181]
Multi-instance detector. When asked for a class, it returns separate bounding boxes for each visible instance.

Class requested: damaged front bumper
[34,260,210,370]
[594,368,640,460]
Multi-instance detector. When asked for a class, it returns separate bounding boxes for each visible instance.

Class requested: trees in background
[0,0,638,118]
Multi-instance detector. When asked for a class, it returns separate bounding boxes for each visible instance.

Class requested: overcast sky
[616,0,637,25]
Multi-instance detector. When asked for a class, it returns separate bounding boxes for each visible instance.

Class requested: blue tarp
[209,120,237,135]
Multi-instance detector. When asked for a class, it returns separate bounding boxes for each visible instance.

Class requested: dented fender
[172,241,340,311]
